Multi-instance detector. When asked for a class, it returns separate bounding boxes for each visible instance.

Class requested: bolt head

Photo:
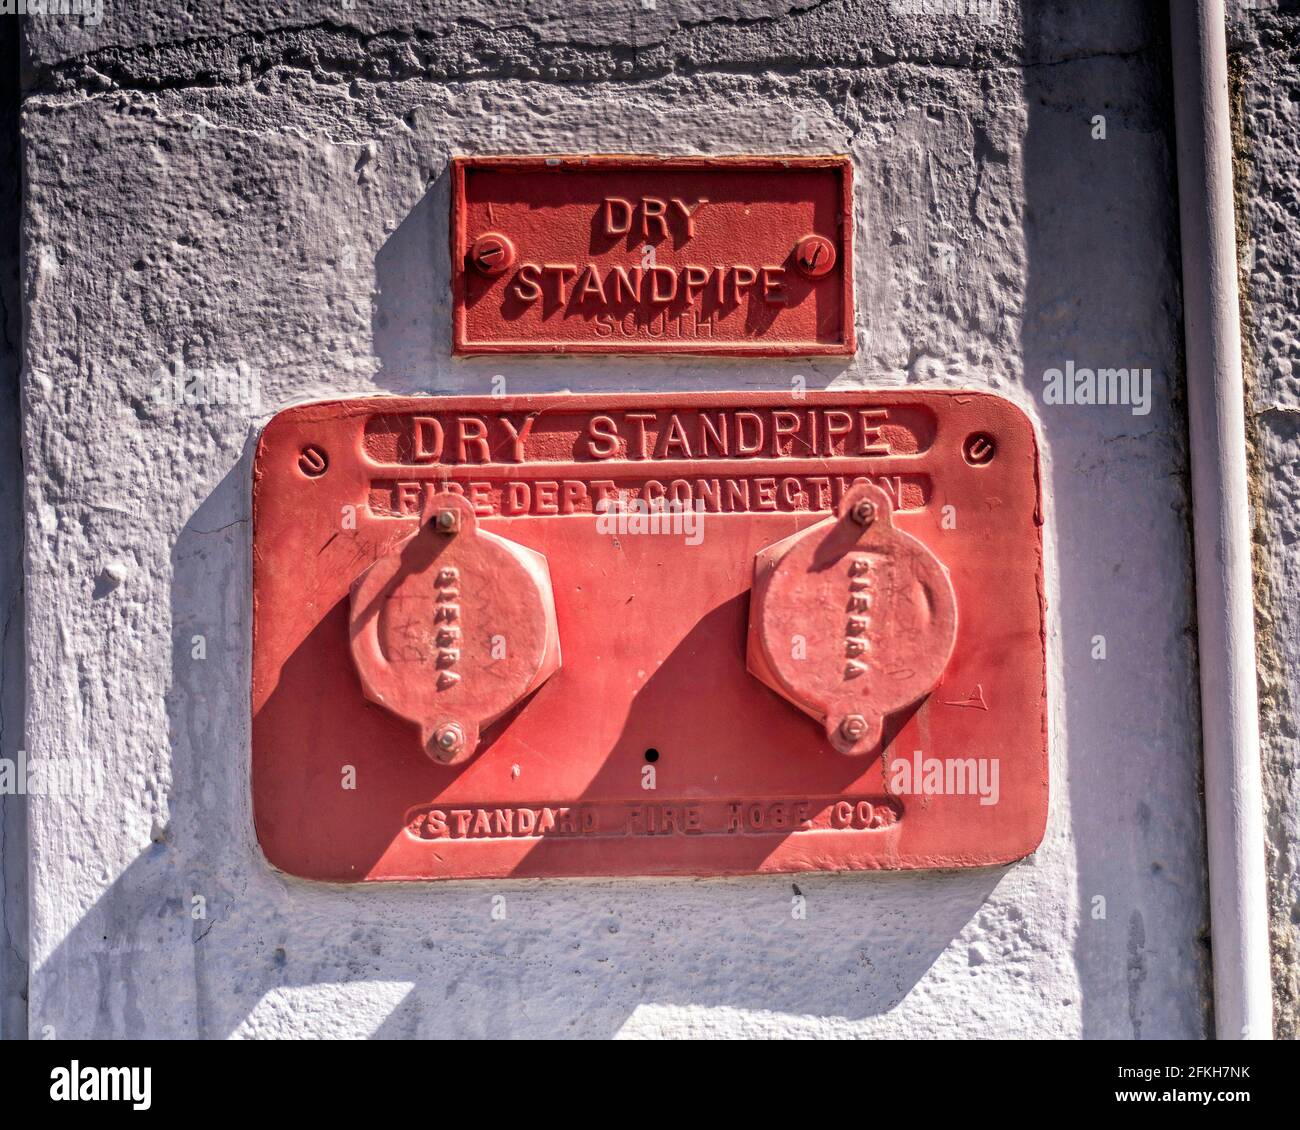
[433,723,464,758]
[435,509,460,533]
[850,500,876,526]
[840,715,868,741]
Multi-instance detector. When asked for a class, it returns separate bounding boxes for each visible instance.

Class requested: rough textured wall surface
[1229,0,1300,1041]
[17,0,1210,1038]
[0,19,27,1043]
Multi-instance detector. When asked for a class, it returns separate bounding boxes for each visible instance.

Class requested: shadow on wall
[371,170,446,391]
[1018,1,1211,1038]
[35,850,1008,1038]
[31,451,255,1039]
[0,16,26,1043]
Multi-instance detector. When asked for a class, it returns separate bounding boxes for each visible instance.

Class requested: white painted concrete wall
[13,1,1213,1038]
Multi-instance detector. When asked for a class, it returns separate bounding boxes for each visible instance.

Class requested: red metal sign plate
[252,392,1046,881]
[451,156,855,356]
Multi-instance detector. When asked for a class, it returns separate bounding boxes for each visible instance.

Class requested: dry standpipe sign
[250,392,1046,881]
[450,156,855,355]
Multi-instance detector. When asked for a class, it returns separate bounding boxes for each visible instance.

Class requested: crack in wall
[24,12,1029,99]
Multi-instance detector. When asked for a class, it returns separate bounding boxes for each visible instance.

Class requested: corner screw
[433,723,464,759]
[298,445,328,477]
[469,232,516,277]
[963,433,996,466]
[794,234,837,279]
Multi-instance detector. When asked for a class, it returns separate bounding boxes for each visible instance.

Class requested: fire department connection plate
[252,392,1047,881]
[451,155,854,355]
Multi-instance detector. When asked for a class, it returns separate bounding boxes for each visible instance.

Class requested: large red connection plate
[451,156,854,356]
[252,392,1046,881]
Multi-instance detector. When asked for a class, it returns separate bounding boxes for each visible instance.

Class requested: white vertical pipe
[1169,0,1273,1039]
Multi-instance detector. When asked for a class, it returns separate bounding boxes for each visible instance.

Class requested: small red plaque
[451,156,855,356]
